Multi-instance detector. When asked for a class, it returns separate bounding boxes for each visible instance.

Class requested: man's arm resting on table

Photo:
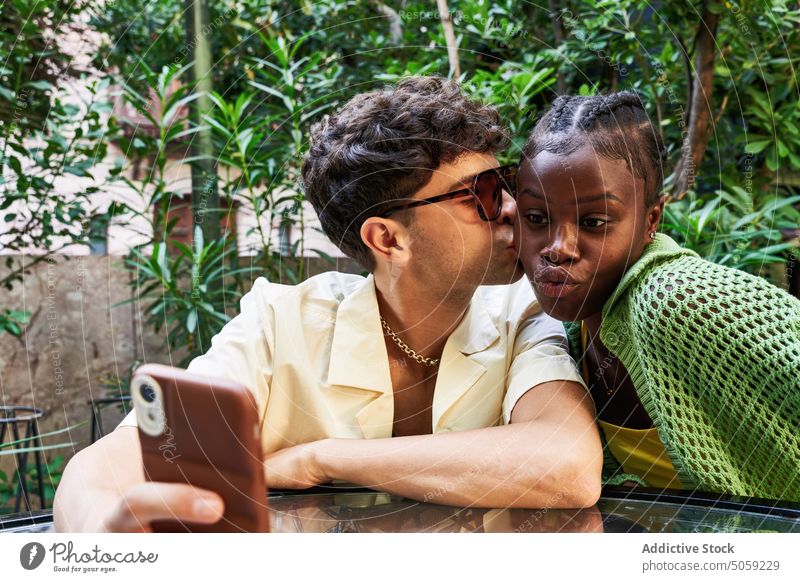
[53,427,224,532]
[265,380,602,508]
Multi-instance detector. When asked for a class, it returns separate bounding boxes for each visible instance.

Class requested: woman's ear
[645,195,666,241]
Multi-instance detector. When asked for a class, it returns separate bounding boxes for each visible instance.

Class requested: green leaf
[766,154,780,172]
[7,310,30,323]
[696,198,721,233]
[193,224,204,258]
[237,127,255,155]
[8,156,22,175]
[186,309,198,333]
[744,140,771,154]
[23,80,53,91]
[0,443,76,456]
[162,92,203,128]
[203,115,233,138]
[64,165,88,177]
[0,423,84,450]
[155,243,172,283]
[249,81,294,111]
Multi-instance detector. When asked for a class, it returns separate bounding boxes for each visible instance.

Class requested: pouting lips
[531,268,580,299]
[533,267,577,285]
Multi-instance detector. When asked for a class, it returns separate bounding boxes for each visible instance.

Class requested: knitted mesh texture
[568,234,800,501]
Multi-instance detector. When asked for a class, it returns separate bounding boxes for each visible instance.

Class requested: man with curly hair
[55,77,601,532]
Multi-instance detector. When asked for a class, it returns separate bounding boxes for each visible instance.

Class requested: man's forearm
[314,417,602,508]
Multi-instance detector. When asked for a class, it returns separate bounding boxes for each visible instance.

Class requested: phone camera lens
[140,384,157,403]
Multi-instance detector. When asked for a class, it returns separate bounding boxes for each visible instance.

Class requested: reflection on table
[265,487,800,533]
[268,492,603,533]
[3,486,800,533]
[597,488,800,533]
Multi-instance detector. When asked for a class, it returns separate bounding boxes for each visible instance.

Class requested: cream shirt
[118,272,585,455]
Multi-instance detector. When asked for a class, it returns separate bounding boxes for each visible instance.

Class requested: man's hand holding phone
[99,481,225,533]
[130,364,269,532]
[54,423,229,533]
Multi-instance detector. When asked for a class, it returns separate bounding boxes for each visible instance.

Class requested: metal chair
[87,396,132,444]
[0,406,47,512]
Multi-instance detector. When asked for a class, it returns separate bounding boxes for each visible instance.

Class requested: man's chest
[389,362,438,437]
[264,334,509,449]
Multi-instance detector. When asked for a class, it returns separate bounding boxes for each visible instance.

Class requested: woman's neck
[583,312,604,346]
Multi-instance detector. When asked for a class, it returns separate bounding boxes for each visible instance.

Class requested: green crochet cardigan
[565,234,800,501]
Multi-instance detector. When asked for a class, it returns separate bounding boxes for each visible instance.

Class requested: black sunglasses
[379,164,518,222]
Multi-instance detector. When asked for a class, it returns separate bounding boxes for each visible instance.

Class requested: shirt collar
[326,274,391,393]
[326,276,501,387]
[326,275,502,437]
[447,286,501,355]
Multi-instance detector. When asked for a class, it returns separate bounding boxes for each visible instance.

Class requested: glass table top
[3,487,799,533]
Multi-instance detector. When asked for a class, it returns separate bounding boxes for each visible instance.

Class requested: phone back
[132,363,269,532]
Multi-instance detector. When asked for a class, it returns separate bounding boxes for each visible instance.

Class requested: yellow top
[596,420,682,489]
[581,324,682,489]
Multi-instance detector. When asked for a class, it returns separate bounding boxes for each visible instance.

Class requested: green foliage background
[2,0,799,356]
[90,0,800,273]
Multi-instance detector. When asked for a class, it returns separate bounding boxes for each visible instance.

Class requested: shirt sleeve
[114,277,276,431]
[502,309,586,425]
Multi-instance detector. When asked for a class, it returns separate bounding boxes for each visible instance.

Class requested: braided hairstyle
[522,91,667,206]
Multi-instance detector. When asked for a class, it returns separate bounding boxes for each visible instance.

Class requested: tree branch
[671,1,721,200]
[634,51,664,144]
[676,33,693,127]
[437,0,461,78]
[370,1,403,45]
[548,0,567,93]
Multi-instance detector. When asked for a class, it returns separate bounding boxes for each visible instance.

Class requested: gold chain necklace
[380,317,440,367]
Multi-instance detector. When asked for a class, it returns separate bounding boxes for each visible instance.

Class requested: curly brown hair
[301,76,509,270]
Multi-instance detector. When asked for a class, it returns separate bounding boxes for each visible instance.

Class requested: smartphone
[131,363,270,532]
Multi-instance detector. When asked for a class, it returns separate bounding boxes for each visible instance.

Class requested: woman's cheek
[512,219,523,249]
[516,230,541,273]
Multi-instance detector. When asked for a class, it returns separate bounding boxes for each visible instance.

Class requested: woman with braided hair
[514,91,800,501]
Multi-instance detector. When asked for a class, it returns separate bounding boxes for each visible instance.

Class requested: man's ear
[360,216,412,268]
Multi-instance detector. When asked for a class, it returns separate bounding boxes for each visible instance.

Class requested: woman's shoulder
[626,253,800,333]
[634,252,794,301]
